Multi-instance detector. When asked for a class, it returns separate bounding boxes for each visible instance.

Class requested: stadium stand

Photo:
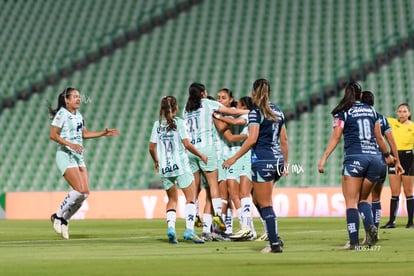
[0,0,413,192]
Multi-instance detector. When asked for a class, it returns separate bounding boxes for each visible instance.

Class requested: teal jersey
[230,113,248,150]
[216,114,235,160]
[51,107,84,153]
[183,98,222,149]
[150,117,192,177]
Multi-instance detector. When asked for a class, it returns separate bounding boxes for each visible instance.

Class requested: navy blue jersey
[333,102,380,156]
[248,103,285,161]
[377,112,391,136]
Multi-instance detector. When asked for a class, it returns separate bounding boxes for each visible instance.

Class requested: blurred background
[0,0,413,193]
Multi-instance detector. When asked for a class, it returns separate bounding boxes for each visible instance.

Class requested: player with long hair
[149,96,206,243]
[318,82,402,249]
[183,82,249,235]
[222,78,288,253]
[49,87,119,239]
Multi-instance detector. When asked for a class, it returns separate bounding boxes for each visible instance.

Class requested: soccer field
[0,217,413,275]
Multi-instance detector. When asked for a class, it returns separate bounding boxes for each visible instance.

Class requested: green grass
[0,218,413,275]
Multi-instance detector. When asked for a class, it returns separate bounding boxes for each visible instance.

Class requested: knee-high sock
[212,198,223,216]
[260,206,278,245]
[389,196,399,223]
[346,208,360,244]
[167,209,176,229]
[203,213,213,233]
[406,196,414,224]
[185,203,196,230]
[57,190,86,220]
[225,208,233,234]
[241,197,253,228]
[358,202,374,232]
[371,201,382,229]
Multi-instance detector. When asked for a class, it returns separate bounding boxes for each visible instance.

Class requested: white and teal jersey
[183,98,223,148]
[217,114,234,160]
[51,107,84,152]
[229,113,248,153]
[150,117,192,177]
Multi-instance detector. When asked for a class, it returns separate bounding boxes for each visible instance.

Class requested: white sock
[63,193,88,220]
[212,198,222,216]
[57,190,85,220]
[166,209,176,229]
[195,199,199,216]
[185,203,196,230]
[241,197,252,228]
[203,213,213,233]
[225,208,233,234]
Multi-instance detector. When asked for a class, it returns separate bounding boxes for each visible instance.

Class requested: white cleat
[61,223,69,240]
[51,214,62,234]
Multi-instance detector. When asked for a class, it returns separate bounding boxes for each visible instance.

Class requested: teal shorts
[226,152,251,182]
[188,145,218,173]
[56,150,86,175]
[161,171,194,190]
[218,158,226,182]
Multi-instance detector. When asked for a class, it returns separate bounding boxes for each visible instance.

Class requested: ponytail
[252,79,277,121]
[159,96,178,131]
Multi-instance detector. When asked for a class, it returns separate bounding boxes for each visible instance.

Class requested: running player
[49,87,119,239]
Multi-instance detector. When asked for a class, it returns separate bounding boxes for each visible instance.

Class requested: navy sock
[389,196,399,224]
[346,208,360,244]
[260,206,278,244]
[406,196,414,224]
[358,202,374,232]
[371,201,381,229]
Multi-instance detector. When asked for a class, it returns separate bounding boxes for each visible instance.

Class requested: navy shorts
[342,154,384,183]
[251,159,284,183]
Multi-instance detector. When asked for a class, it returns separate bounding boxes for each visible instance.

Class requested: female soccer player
[149,96,206,244]
[318,82,402,249]
[214,96,257,240]
[183,82,248,234]
[381,103,414,229]
[222,78,288,253]
[49,87,119,239]
[360,91,398,243]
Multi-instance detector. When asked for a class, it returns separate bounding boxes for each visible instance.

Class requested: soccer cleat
[212,215,226,233]
[60,218,69,240]
[365,225,378,246]
[167,227,178,244]
[50,213,62,234]
[212,231,231,241]
[380,222,396,229]
[255,233,268,241]
[246,230,258,241]
[342,240,359,250]
[406,223,414,229]
[183,229,205,244]
[230,227,253,241]
[261,241,283,253]
[194,215,203,228]
[201,232,213,241]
